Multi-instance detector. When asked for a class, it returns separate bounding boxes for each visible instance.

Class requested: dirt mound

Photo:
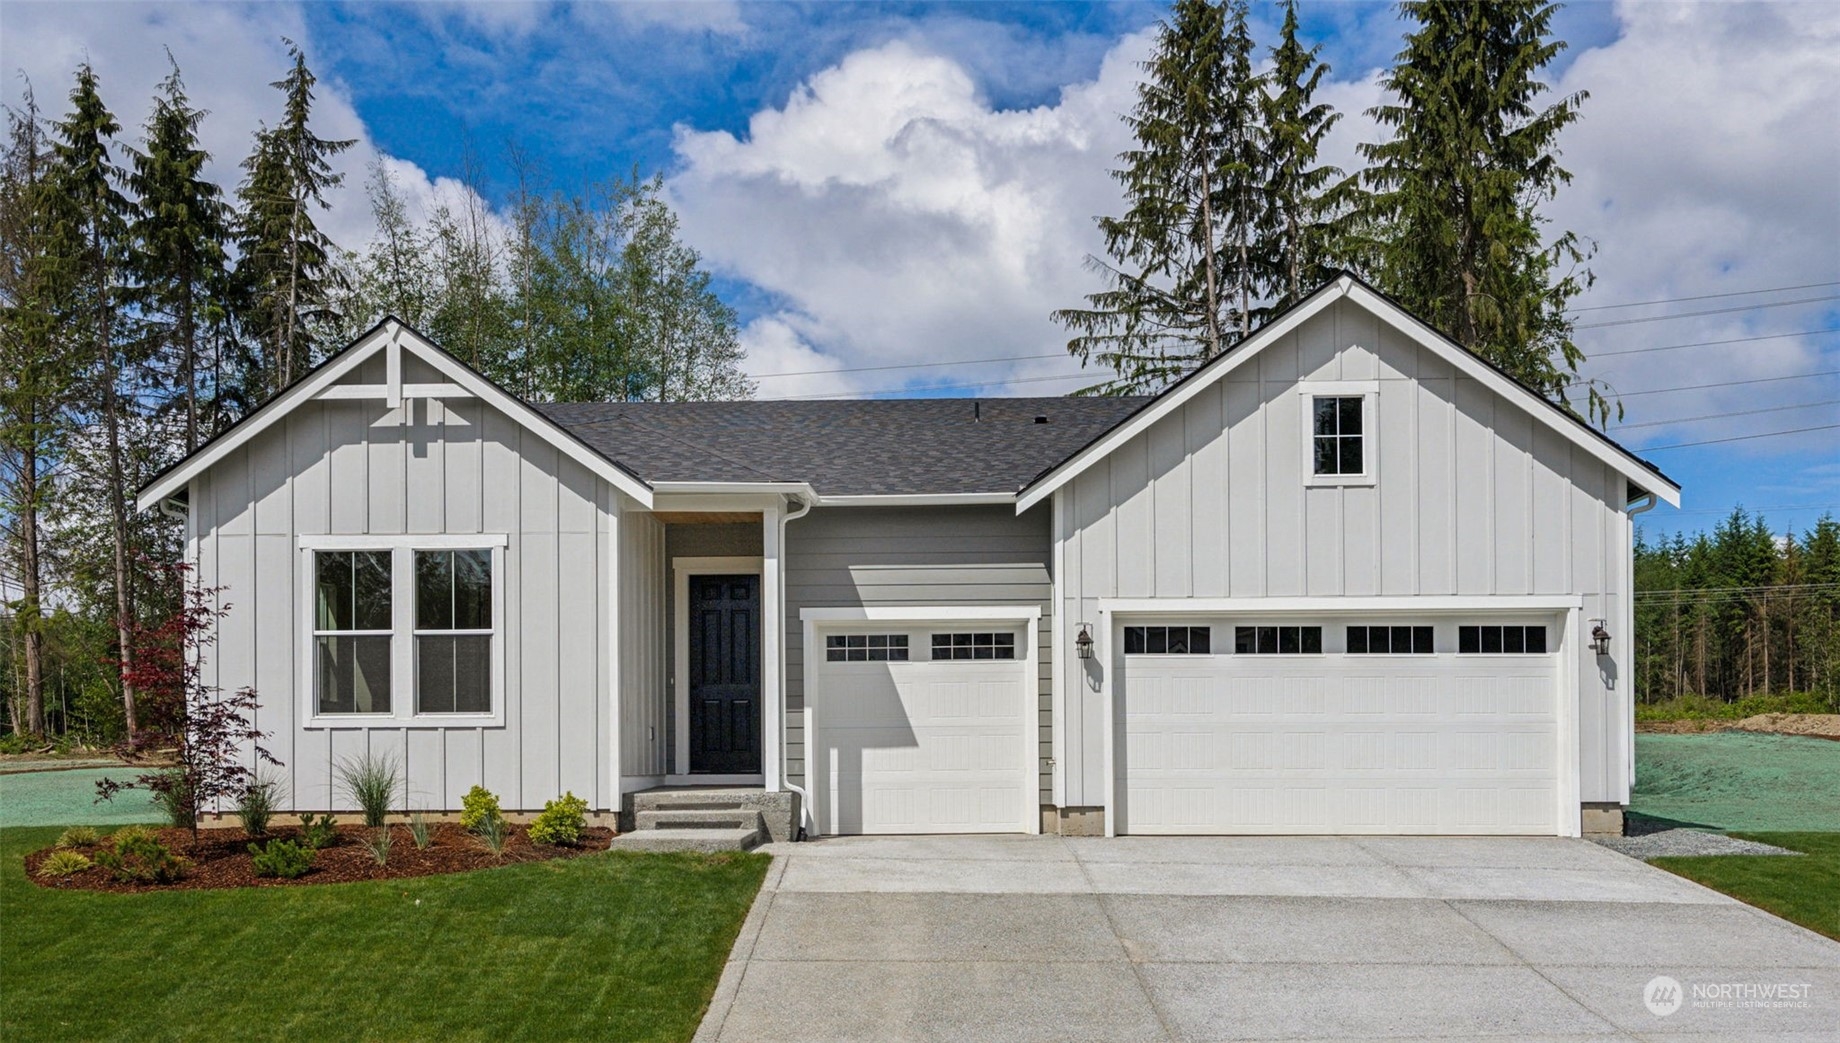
[1731,713,1840,740]
[1637,713,1840,738]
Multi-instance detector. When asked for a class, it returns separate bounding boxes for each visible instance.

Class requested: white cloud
[574,1,747,38]
[667,35,1153,399]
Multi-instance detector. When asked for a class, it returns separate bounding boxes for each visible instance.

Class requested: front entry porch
[610,785,802,852]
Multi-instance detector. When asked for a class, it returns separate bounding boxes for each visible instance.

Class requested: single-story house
[139,273,1679,840]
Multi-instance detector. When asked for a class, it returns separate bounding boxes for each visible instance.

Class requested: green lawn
[1651,832,1840,942]
[0,826,768,1042]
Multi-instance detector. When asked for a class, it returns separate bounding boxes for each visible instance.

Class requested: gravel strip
[1592,828,1801,859]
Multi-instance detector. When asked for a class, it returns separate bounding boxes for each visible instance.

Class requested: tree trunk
[1198,164,1222,359]
[19,435,45,737]
[98,248,139,742]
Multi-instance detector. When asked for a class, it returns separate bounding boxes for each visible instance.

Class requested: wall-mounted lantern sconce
[1075,623,1095,660]
[1589,619,1611,656]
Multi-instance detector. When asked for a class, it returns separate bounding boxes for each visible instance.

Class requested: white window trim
[1298,380,1379,487]
[299,534,509,729]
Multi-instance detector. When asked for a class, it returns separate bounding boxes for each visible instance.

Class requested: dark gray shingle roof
[537,398,1150,496]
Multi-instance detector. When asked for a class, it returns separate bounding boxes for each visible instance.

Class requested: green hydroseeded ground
[0,768,164,827]
[1631,733,1840,832]
[0,826,768,1043]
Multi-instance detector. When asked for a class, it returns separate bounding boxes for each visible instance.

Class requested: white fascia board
[650,481,816,496]
[137,321,658,512]
[136,323,397,510]
[1342,282,1682,507]
[651,492,807,514]
[801,605,1042,624]
[1016,279,1354,513]
[1097,596,1584,616]
[820,493,1016,507]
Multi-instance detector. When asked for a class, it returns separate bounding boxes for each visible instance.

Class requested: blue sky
[4,1,1836,539]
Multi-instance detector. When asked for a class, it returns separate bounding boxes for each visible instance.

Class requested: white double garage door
[806,611,1564,836]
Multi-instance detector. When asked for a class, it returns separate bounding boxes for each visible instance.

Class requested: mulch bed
[25,822,615,892]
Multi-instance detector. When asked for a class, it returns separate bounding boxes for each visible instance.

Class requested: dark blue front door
[688,574,761,774]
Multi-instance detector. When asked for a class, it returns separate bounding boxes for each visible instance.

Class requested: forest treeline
[1634,510,1840,708]
[0,45,746,744]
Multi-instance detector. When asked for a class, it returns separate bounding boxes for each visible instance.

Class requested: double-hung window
[308,538,503,723]
[314,551,394,714]
[415,550,493,713]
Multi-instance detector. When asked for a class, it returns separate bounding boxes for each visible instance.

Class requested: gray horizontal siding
[785,505,1054,803]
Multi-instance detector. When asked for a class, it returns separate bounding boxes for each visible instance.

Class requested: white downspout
[1624,492,1658,794]
[779,495,814,838]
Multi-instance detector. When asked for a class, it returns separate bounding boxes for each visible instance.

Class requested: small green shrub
[0,731,38,754]
[248,838,316,879]
[460,785,501,832]
[474,812,508,857]
[408,812,433,850]
[36,851,93,879]
[527,791,589,846]
[297,813,339,850]
[364,826,393,867]
[337,751,400,827]
[238,773,279,837]
[95,832,190,884]
[55,826,101,849]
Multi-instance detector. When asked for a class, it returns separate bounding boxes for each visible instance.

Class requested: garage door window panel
[931,632,1015,660]
[1234,625,1323,655]
[1458,625,1548,655]
[1347,625,1434,655]
[826,634,909,662]
[1123,626,1212,655]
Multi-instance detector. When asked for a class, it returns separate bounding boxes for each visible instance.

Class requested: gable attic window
[1298,382,1378,486]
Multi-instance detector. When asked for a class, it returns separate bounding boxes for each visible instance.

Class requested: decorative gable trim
[1015,275,1680,512]
[136,318,655,512]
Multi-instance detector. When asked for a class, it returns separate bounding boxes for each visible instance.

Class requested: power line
[1570,280,1840,312]
[1661,502,1840,516]
[1641,423,1840,451]
[1591,326,1840,357]
[1616,399,1840,430]
[1610,369,1840,398]
[752,285,1840,382]
[1574,293,1840,330]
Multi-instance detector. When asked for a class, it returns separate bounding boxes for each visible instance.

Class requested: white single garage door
[808,624,1034,835]
[1118,619,1560,835]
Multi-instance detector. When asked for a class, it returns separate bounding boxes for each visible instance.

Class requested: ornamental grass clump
[364,827,393,867]
[238,772,279,837]
[527,792,589,846]
[36,851,93,880]
[473,811,508,857]
[55,826,101,850]
[408,812,433,850]
[337,751,400,827]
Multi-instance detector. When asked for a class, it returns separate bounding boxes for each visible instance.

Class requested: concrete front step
[636,807,763,832]
[607,827,763,853]
[621,786,800,843]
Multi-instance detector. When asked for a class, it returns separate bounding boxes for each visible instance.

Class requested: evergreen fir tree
[128,57,230,453]
[1358,0,1605,421]
[1260,0,1354,308]
[0,86,74,737]
[234,41,354,399]
[1054,0,1270,394]
[48,64,145,740]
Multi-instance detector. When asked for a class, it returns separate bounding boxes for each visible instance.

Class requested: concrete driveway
[694,834,1838,1042]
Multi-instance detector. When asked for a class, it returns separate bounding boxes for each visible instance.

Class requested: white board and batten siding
[1056,299,1639,821]
[192,355,642,814]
